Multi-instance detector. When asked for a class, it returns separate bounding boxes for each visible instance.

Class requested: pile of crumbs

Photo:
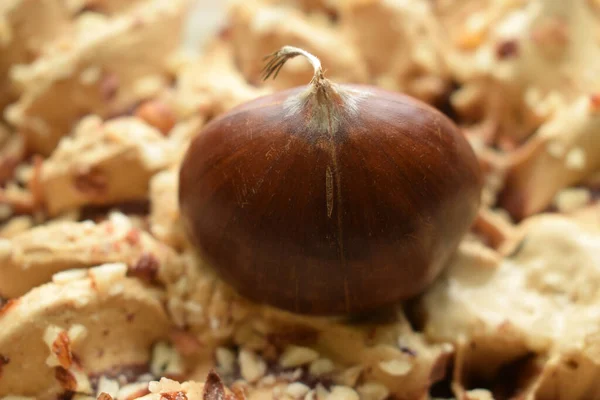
[0,0,599,399]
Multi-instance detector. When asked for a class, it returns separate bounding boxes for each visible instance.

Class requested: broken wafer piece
[171,39,270,120]
[0,0,71,109]
[0,263,170,398]
[339,0,449,103]
[6,0,188,155]
[499,95,600,220]
[421,214,600,399]
[439,0,600,146]
[227,0,368,90]
[40,116,173,216]
[0,212,181,298]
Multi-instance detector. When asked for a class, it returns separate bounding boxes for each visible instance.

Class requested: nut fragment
[285,382,310,398]
[279,346,319,369]
[215,347,236,375]
[151,342,184,378]
[238,349,267,383]
[135,100,177,135]
[553,188,591,213]
[378,358,413,376]
[327,386,359,400]
[308,358,334,376]
[356,382,390,400]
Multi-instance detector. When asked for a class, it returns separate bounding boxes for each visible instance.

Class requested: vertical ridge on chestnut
[179,46,482,316]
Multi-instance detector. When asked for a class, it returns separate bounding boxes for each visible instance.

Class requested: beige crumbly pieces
[228,0,368,90]
[102,308,450,399]
[0,264,170,398]
[499,96,600,219]
[164,250,253,342]
[183,305,452,399]
[0,0,71,109]
[0,211,182,298]
[149,169,187,250]
[5,0,188,156]
[438,0,600,147]
[339,0,450,103]
[421,214,600,399]
[170,39,270,120]
[40,116,173,216]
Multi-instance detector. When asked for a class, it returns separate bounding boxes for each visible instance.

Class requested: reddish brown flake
[0,299,18,317]
[203,370,225,400]
[590,94,600,113]
[73,167,108,196]
[98,393,114,400]
[496,39,519,59]
[52,331,73,369]
[229,385,247,400]
[55,367,77,391]
[161,392,188,400]
[135,100,177,135]
[0,354,10,379]
[125,228,141,246]
[101,73,120,101]
[128,252,160,283]
[170,329,202,356]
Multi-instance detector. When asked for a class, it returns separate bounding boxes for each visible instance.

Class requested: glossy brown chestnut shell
[179,48,481,316]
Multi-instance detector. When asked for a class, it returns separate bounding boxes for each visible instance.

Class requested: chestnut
[179,46,481,316]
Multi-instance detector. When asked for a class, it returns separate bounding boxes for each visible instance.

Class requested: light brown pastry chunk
[421,214,600,399]
[499,96,600,219]
[0,0,71,110]
[0,212,181,298]
[339,0,450,103]
[171,39,270,120]
[228,0,368,90]
[5,0,188,155]
[438,0,600,146]
[40,116,173,216]
[0,263,170,398]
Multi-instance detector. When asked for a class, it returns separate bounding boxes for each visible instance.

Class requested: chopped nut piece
[279,346,319,369]
[215,347,236,375]
[285,382,310,398]
[135,100,177,135]
[97,376,120,398]
[553,188,591,213]
[356,382,390,400]
[378,358,413,376]
[238,349,267,383]
[128,252,160,283]
[308,358,335,376]
[327,386,359,400]
[88,263,128,294]
[332,365,362,387]
[151,342,184,378]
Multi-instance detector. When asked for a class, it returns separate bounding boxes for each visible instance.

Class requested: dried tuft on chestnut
[179,46,482,316]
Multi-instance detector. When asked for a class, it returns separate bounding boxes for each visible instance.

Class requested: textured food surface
[0,0,599,399]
